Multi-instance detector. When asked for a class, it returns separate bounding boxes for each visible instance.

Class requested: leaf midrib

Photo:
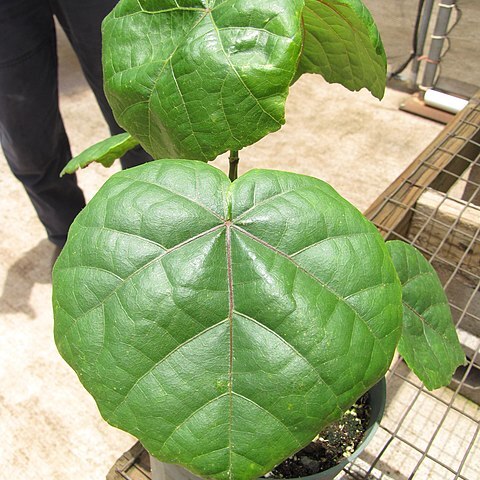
[401,301,451,374]
[225,221,234,476]
[110,1,291,156]
[61,215,391,378]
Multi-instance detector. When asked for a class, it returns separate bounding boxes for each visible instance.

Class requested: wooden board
[107,442,151,480]
[364,91,480,238]
[462,164,480,205]
[400,93,454,125]
[407,188,480,277]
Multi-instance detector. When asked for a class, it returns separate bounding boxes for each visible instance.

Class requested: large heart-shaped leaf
[102,0,304,162]
[296,0,387,99]
[387,241,465,390]
[52,160,402,480]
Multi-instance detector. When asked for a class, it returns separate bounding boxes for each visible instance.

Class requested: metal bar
[377,426,473,480]
[450,302,480,324]
[391,370,480,424]
[407,344,480,478]
[440,224,480,291]
[454,422,480,479]
[421,0,457,89]
[381,225,480,280]
[421,186,480,268]
[365,100,480,240]
[407,187,452,246]
[372,221,480,281]
[412,0,436,86]
[365,386,423,475]
[360,94,480,480]
[365,339,480,479]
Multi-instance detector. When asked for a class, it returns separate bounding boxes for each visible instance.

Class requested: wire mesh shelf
[107,92,480,480]
[350,91,480,480]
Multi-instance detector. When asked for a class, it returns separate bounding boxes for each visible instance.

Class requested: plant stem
[229,150,239,182]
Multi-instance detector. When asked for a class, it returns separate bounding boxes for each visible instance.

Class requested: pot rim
[266,377,387,480]
[150,377,387,480]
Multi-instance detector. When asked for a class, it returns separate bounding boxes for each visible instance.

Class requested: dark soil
[262,392,371,479]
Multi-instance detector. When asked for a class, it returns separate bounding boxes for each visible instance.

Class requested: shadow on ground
[0,239,54,318]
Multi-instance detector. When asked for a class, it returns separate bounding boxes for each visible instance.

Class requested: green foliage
[53,160,402,480]
[53,2,465,479]
[387,241,465,390]
[297,0,387,99]
[60,133,139,176]
[102,0,305,161]
[101,0,386,162]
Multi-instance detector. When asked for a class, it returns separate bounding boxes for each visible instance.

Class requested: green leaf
[60,133,140,177]
[102,0,304,162]
[386,241,465,391]
[297,0,387,99]
[53,160,402,480]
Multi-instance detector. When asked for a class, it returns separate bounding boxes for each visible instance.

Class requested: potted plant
[52,1,465,479]
[149,377,386,480]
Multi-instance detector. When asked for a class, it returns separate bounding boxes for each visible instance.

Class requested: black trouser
[0,0,150,247]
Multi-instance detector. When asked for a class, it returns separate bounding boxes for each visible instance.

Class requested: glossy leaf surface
[297,0,387,99]
[387,241,465,390]
[60,133,139,177]
[102,0,304,161]
[53,160,402,479]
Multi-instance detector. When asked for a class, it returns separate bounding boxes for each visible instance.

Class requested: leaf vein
[291,231,376,257]
[118,175,225,221]
[208,13,281,127]
[231,392,302,449]
[58,225,224,334]
[233,226,389,359]
[159,392,230,450]
[112,318,230,418]
[234,310,342,414]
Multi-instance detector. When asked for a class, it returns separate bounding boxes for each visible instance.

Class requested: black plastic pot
[150,378,386,480]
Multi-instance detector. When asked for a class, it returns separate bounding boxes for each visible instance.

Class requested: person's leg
[0,0,85,247]
[51,0,152,169]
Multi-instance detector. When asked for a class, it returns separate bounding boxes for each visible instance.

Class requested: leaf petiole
[229,150,240,182]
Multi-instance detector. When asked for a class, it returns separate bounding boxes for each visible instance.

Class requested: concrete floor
[0,30,445,480]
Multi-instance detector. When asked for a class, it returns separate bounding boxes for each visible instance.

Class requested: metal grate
[107,93,480,480]
[343,92,480,480]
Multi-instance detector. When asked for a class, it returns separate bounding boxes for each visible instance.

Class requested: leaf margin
[60,133,140,177]
[386,240,465,390]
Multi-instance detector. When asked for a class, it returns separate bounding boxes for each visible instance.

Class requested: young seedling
[53,1,465,479]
